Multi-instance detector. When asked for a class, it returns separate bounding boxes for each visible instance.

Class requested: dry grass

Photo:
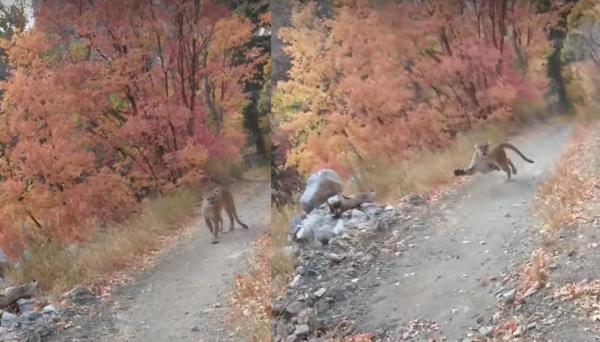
[228,233,271,341]
[7,187,201,292]
[271,205,296,297]
[349,123,511,202]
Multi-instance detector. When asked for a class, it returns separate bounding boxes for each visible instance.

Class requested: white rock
[313,288,327,298]
[299,169,342,213]
[332,219,346,235]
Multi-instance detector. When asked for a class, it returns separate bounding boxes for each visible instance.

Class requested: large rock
[17,298,37,313]
[1,311,17,328]
[295,209,337,242]
[299,169,342,214]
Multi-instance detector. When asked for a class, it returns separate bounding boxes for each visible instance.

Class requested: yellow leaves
[68,40,88,63]
[285,146,317,176]
[278,110,316,132]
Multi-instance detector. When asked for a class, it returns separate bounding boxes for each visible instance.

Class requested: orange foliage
[276,1,563,176]
[0,1,260,256]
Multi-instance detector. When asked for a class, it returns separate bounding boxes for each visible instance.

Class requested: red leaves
[0,1,255,253]
[278,1,559,176]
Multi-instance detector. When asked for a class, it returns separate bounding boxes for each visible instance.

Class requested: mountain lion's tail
[498,143,534,163]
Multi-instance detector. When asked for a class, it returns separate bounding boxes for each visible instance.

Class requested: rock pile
[274,169,431,341]
[274,199,402,341]
[2,287,98,342]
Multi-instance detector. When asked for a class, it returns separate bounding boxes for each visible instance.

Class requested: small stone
[512,324,524,337]
[293,324,310,338]
[41,305,57,315]
[285,301,305,316]
[191,326,200,332]
[289,274,301,288]
[325,253,346,263]
[501,289,516,304]
[272,301,285,315]
[313,288,327,298]
[479,326,494,337]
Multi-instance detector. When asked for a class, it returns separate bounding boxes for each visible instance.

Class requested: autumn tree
[275,0,564,177]
[228,0,271,162]
[0,0,259,256]
[0,1,27,96]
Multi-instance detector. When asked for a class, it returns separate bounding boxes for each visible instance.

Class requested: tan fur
[203,186,249,240]
[202,192,222,244]
[328,190,376,217]
[454,140,534,181]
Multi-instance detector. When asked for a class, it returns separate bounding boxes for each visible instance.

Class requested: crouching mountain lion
[327,190,376,218]
[202,186,249,244]
[454,141,534,181]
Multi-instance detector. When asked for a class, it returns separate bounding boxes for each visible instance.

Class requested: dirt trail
[107,180,270,342]
[48,180,270,342]
[361,124,573,340]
